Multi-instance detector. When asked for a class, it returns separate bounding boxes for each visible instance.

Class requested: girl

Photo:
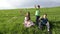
[24,12,34,28]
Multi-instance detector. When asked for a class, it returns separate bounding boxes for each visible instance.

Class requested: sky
[0,0,60,9]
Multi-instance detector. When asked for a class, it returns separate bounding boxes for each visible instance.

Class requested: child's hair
[37,5,40,8]
[42,13,47,18]
[25,12,30,20]
[35,5,40,9]
[44,13,47,16]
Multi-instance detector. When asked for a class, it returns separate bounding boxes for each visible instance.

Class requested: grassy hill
[0,7,60,34]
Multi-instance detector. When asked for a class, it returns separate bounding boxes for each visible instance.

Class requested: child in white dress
[24,12,34,28]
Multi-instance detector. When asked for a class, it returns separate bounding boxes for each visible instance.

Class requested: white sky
[0,0,60,9]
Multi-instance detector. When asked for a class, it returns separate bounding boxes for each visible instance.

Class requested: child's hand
[40,16,43,19]
[35,5,36,8]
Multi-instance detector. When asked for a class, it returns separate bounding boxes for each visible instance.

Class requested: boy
[35,5,40,26]
[39,14,50,31]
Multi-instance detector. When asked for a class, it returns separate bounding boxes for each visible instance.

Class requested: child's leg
[38,22,41,28]
[39,22,43,30]
[36,16,38,26]
[46,22,50,31]
[36,16,40,26]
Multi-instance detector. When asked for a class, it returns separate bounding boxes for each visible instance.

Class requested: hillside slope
[0,7,60,34]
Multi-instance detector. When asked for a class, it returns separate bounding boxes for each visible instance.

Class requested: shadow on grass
[50,21,60,29]
[49,21,60,34]
[0,32,3,34]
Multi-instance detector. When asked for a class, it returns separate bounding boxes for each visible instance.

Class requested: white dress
[24,17,34,27]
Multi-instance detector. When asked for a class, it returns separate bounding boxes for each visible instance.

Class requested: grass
[0,7,60,34]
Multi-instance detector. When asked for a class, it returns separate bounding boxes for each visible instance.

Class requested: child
[35,5,40,26]
[39,14,50,31]
[24,12,34,28]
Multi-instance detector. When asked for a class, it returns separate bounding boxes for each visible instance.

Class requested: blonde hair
[44,13,47,16]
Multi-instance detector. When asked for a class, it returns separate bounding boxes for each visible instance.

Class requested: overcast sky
[0,0,60,9]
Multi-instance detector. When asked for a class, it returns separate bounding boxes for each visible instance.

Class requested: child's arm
[23,17,27,24]
[35,5,38,10]
[46,19,50,25]
[39,16,43,20]
[35,5,36,8]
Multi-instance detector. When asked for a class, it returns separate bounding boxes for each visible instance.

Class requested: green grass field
[0,7,60,34]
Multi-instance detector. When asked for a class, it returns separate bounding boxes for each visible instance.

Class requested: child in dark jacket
[39,14,50,31]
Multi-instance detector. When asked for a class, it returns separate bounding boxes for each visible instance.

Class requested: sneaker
[48,29,49,31]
